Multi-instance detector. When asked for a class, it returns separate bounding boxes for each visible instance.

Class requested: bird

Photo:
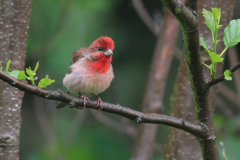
[56,36,115,109]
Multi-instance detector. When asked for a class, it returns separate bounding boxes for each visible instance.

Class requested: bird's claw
[79,95,90,109]
[96,97,104,110]
[92,94,103,110]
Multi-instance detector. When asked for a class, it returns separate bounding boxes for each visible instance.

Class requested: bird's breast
[63,63,114,95]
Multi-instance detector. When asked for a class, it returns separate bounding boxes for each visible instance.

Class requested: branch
[161,1,222,159]
[0,70,205,136]
[132,0,157,35]
[220,141,228,160]
[207,62,240,87]
[161,0,198,31]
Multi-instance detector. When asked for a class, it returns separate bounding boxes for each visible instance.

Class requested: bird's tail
[56,101,68,109]
[56,90,69,109]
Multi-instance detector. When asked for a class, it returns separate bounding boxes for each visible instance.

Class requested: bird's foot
[92,94,103,110]
[79,94,90,109]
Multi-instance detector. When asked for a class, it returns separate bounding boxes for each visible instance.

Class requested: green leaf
[5,59,11,73]
[202,9,215,32]
[26,67,37,85]
[8,70,20,79]
[26,67,36,77]
[26,68,31,76]
[212,8,221,22]
[0,62,2,71]
[38,75,55,89]
[200,37,209,49]
[200,37,222,63]
[18,71,28,80]
[208,50,223,63]
[34,77,38,80]
[224,70,232,81]
[34,62,39,73]
[223,19,240,47]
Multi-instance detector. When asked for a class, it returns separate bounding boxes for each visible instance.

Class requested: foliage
[38,75,55,89]
[224,70,232,81]
[1,60,55,88]
[3,59,28,80]
[26,62,39,85]
[201,8,240,81]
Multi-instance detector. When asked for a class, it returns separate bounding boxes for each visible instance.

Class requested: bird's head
[87,36,115,73]
[89,36,114,57]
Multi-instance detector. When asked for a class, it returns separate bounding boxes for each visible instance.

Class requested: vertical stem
[212,63,216,80]
[212,32,215,43]
[213,29,218,53]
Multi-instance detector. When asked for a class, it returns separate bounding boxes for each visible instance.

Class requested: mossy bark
[163,0,236,160]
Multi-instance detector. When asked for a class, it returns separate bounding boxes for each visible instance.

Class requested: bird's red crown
[90,36,115,51]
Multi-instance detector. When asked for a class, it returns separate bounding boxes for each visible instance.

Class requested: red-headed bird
[56,36,115,109]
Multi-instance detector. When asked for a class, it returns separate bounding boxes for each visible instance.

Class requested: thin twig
[207,62,240,87]
[132,0,157,35]
[0,70,205,137]
[220,141,228,160]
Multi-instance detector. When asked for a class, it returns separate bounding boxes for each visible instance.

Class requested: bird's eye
[98,47,103,51]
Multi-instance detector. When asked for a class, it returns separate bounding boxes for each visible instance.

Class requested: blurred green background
[20,0,240,160]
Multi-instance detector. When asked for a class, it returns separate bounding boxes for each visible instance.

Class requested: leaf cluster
[0,60,55,89]
[201,8,240,81]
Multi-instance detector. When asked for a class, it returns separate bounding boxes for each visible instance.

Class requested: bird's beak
[104,49,113,56]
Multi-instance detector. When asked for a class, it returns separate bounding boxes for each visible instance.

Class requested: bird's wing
[72,47,88,63]
[57,48,88,109]
[69,47,88,74]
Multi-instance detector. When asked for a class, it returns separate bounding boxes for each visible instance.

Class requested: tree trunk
[163,1,235,159]
[0,0,32,159]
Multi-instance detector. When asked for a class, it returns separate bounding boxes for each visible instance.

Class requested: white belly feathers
[63,59,114,95]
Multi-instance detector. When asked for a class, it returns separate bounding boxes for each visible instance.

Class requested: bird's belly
[63,69,114,95]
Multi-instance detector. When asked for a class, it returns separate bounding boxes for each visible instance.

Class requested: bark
[163,0,236,160]
[0,0,32,159]
[164,58,201,160]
